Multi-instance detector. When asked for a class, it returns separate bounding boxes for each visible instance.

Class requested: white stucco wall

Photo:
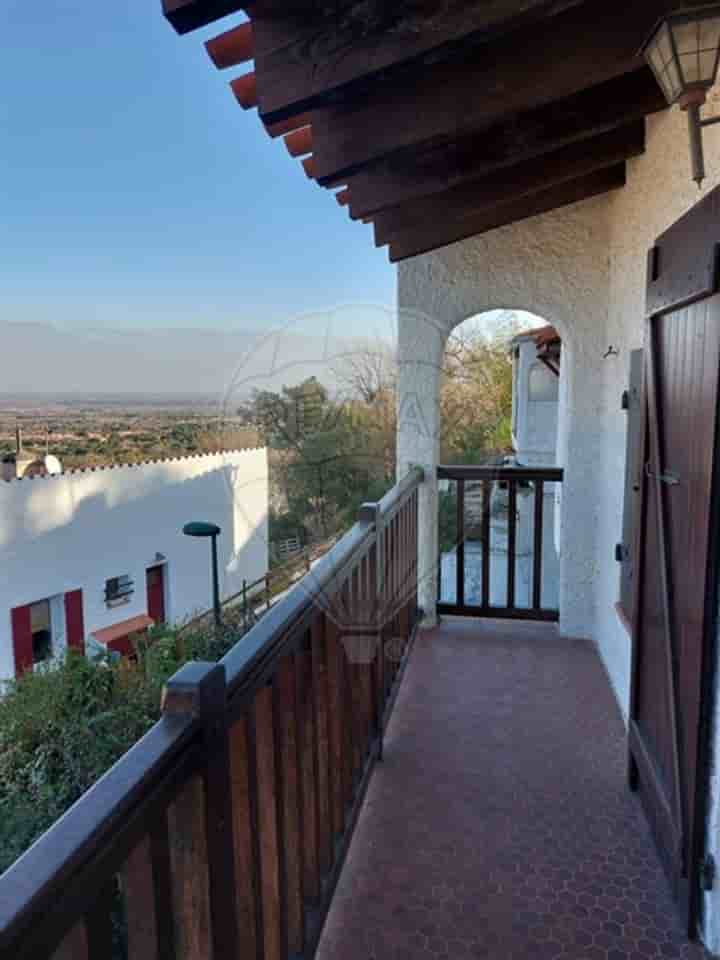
[397,90,720,952]
[512,335,559,467]
[0,448,269,682]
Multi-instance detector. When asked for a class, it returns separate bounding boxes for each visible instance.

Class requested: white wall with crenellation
[0,448,268,683]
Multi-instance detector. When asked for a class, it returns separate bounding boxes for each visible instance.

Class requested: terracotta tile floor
[317,618,709,960]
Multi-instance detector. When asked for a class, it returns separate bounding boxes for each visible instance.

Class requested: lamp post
[183,521,222,628]
[642,7,720,187]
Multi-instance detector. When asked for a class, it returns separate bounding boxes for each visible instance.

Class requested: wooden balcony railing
[437,464,564,621]
[0,468,422,960]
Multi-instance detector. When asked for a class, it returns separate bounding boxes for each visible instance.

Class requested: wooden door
[146,565,166,626]
[629,187,720,936]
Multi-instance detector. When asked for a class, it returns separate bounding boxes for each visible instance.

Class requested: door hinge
[615,543,628,563]
[645,463,680,485]
[701,855,715,891]
[621,389,630,411]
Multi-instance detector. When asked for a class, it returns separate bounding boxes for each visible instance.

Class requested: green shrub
[0,618,244,875]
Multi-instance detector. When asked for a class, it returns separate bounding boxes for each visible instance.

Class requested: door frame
[627,197,720,938]
[145,561,169,626]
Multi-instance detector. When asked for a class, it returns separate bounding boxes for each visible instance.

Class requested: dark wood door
[146,565,166,626]
[629,189,720,936]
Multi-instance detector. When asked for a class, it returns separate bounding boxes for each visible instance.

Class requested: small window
[105,575,134,608]
[30,599,52,664]
[528,362,559,402]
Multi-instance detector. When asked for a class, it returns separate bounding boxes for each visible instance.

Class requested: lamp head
[183,521,221,538]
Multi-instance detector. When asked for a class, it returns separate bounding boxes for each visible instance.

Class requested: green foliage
[0,652,158,873]
[0,618,241,876]
[438,486,459,554]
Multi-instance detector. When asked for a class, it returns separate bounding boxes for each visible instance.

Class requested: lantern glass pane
[648,43,665,78]
[673,19,700,55]
[679,51,701,84]
[700,48,718,82]
[699,16,720,52]
[665,56,682,100]
[658,22,674,67]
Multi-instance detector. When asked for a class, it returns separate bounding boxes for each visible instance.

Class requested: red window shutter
[64,590,85,653]
[11,605,33,677]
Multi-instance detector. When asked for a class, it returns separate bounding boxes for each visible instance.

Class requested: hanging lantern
[643,6,720,185]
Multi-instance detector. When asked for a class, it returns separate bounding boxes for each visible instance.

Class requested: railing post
[358,501,385,759]
[163,662,239,960]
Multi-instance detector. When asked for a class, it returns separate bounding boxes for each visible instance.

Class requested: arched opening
[434,309,563,619]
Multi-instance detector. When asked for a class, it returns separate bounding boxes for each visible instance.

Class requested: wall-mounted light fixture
[642,6,720,186]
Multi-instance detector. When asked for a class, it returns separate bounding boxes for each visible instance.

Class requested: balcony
[0,468,708,960]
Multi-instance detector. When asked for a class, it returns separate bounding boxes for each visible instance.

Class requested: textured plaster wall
[398,194,611,638]
[0,449,269,682]
[398,92,720,953]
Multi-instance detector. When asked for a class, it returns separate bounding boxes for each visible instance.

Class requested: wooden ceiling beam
[373,121,646,245]
[163,0,248,34]
[284,126,313,158]
[206,21,254,69]
[263,112,312,138]
[310,0,671,184]
[346,69,664,220]
[387,164,626,263]
[230,73,258,109]
[250,0,584,122]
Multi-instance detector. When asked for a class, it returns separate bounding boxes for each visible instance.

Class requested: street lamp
[642,6,720,186]
[182,521,222,628]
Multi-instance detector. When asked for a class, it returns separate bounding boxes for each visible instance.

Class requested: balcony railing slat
[150,814,177,960]
[50,922,87,960]
[507,479,517,609]
[123,834,159,960]
[167,774,212,959]
[326,618,346,839]
[457,478,465,608]
[244,707,266,960]
[482,480,491,608]
[254,685,282,960]
[311,614,333,873]
[295,641,320,904]
[533,479,545,611]
[274,657,304,956]
[83,880,114,958]
[227,716,259,960]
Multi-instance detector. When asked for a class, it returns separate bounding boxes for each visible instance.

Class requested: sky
[0,1,396,339]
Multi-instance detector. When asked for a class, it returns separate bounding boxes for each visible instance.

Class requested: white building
[0,448,268,682]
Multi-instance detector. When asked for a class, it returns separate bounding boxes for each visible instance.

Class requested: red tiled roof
[92,615,154,646]
[513,324,560,345]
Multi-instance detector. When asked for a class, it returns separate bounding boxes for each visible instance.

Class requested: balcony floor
[317,618,708,960]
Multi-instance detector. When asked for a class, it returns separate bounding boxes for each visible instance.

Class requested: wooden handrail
[0,468,424,960]
[438,464,563,482]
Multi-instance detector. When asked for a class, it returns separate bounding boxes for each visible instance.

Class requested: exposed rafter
[247,0,585,121]
[373,121,645,245]
[310,0,669,183]
[344,69,664,220]
[387,165,627,262]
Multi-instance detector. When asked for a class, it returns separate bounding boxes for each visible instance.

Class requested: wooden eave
[162,0,671,262]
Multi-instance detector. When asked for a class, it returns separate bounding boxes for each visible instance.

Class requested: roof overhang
[162,0,671,261]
